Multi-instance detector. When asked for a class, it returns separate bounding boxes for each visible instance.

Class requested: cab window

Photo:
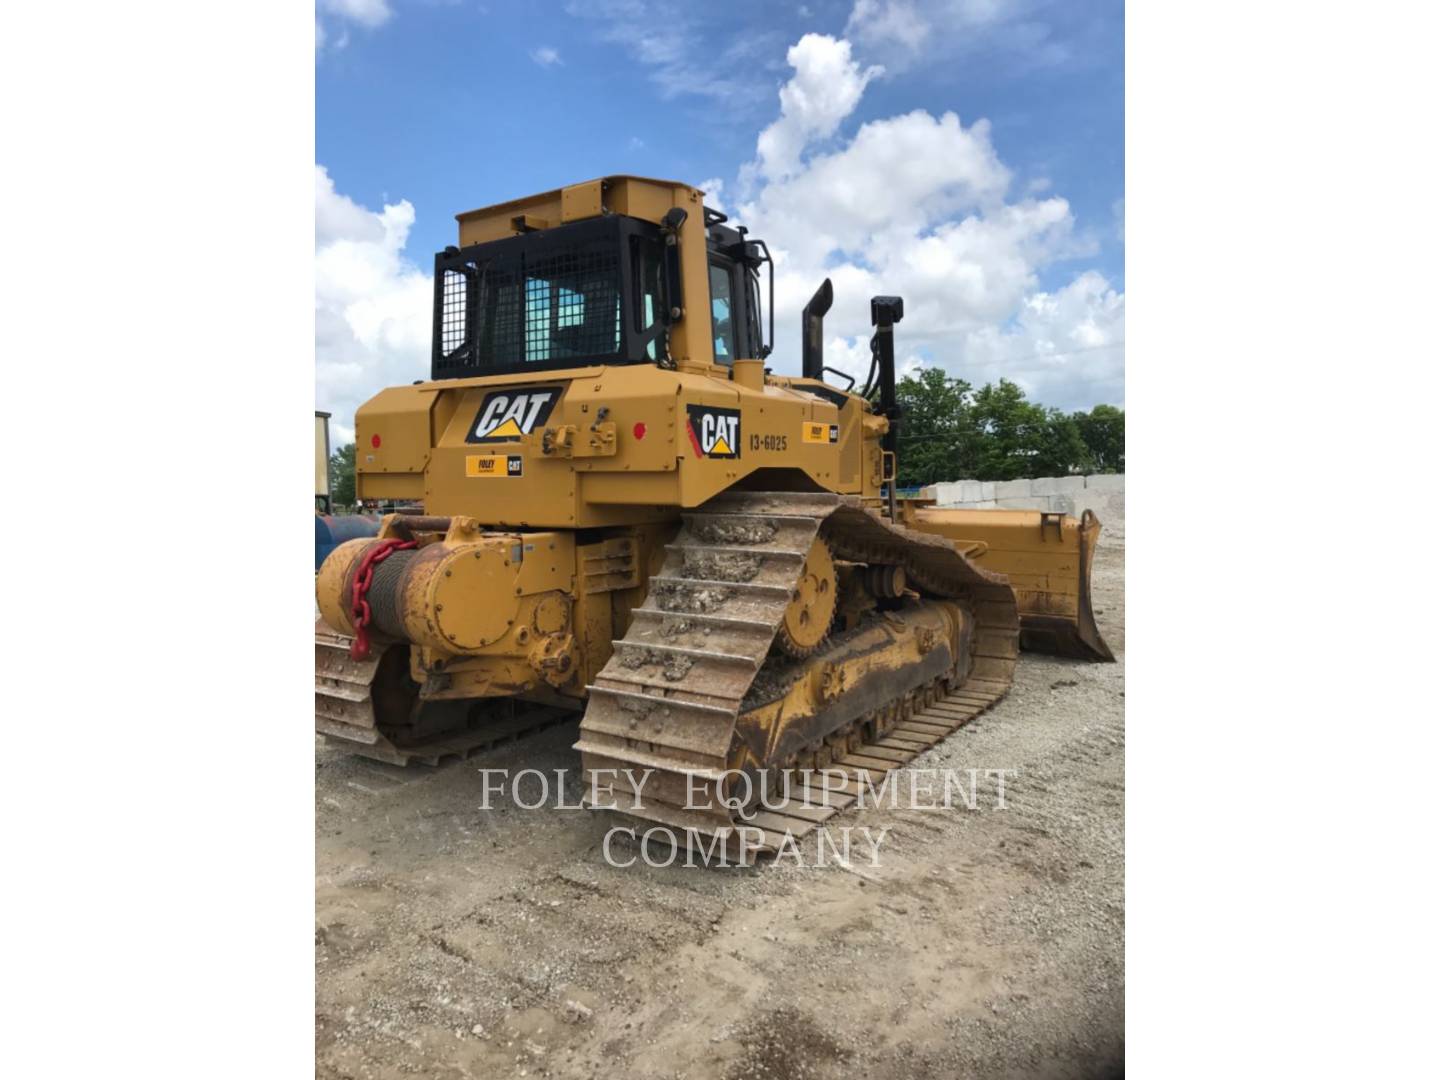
[631,236,664,360]
[709,262,735,364]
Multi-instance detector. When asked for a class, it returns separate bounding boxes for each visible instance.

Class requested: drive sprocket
[776,536,837,659]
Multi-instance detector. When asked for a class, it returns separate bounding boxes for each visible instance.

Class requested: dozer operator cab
[432,190,772,381]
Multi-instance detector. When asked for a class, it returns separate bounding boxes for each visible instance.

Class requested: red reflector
[370,434,381,449]
[632,422,647,440]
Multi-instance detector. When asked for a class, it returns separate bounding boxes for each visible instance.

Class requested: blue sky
[316,0,1125,439]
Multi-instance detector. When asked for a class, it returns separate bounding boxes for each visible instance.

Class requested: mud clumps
[655,582,733,614]
[615,695,656,719]
[683,550,763,583]
[619,646,696,682]
[658,617,713,647]
[661,654,694,682]
[693,520,778,546]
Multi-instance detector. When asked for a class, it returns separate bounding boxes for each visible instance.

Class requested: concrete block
[1048,494,1076,515]
[995,497,1052,511]
[931,482,962,505]
[1084,473,1125,493]
[995,479,1032,500]
[918,485,937,501]
[980,482,996,501]
[1031,475,1085,496]
[958,479,987,503]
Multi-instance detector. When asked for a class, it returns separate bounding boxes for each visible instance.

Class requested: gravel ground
[316,512,1125,1079]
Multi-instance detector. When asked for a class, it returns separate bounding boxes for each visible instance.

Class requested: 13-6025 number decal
[749,433,788,452]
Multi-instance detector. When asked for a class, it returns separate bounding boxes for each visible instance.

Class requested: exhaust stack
[801,278,833,380]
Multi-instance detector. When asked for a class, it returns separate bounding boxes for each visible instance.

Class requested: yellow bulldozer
[315,176,1112,857]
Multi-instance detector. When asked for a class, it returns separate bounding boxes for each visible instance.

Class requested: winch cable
[347,538,417,660]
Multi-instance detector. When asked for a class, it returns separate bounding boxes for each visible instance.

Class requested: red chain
[348,538,417,660]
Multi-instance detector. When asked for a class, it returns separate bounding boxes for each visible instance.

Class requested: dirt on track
[316,517,1125,1080]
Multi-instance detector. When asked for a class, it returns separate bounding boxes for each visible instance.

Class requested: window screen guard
[432,216,663,380]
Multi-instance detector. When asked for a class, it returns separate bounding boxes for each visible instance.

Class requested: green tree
[891,371,1102,484]
[893,368,976,487]
[971,380,1046,480]
[1074,404,1125,472]
[329,443,356,510]
[1029,408,1092,478]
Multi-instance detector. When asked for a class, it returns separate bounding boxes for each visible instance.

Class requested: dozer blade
[904,506,1115,662]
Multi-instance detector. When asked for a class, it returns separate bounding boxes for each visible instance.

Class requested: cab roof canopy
[454,175,706,247]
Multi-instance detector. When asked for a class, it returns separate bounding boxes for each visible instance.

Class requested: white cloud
[567,2,785,108]
[315,166,432,445]
[847,0,1023,46]
[530,45,563,67]
[318,0,393,28]
[729,28,1122,411]
[844,1,1070,73]
[315,167,383,245]
[845,0,932,52]
[917,271,1125,409]
[744,108,1014,267]
[697,177,726,214]
[753,34,882,181]
[317,0,392,53]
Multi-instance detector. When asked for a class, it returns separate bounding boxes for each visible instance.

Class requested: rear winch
[316,515,582,704]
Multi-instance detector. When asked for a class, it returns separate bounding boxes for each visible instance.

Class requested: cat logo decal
[685,404,742,460]
[467,386,561,443]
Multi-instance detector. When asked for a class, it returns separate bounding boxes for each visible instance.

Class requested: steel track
[574,492,1019,861]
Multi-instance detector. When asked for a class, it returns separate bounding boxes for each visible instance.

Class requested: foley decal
[802,421,840,444]
[465,454,524,478]
[467,386,561,443]
[685,404,741,459]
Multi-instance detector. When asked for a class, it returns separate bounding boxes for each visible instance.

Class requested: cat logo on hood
[685,404,741,460]
[467,387,561,443]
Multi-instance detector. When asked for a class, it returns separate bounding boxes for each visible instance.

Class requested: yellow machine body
[315,176,1110,852]
[354,364,885,526]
